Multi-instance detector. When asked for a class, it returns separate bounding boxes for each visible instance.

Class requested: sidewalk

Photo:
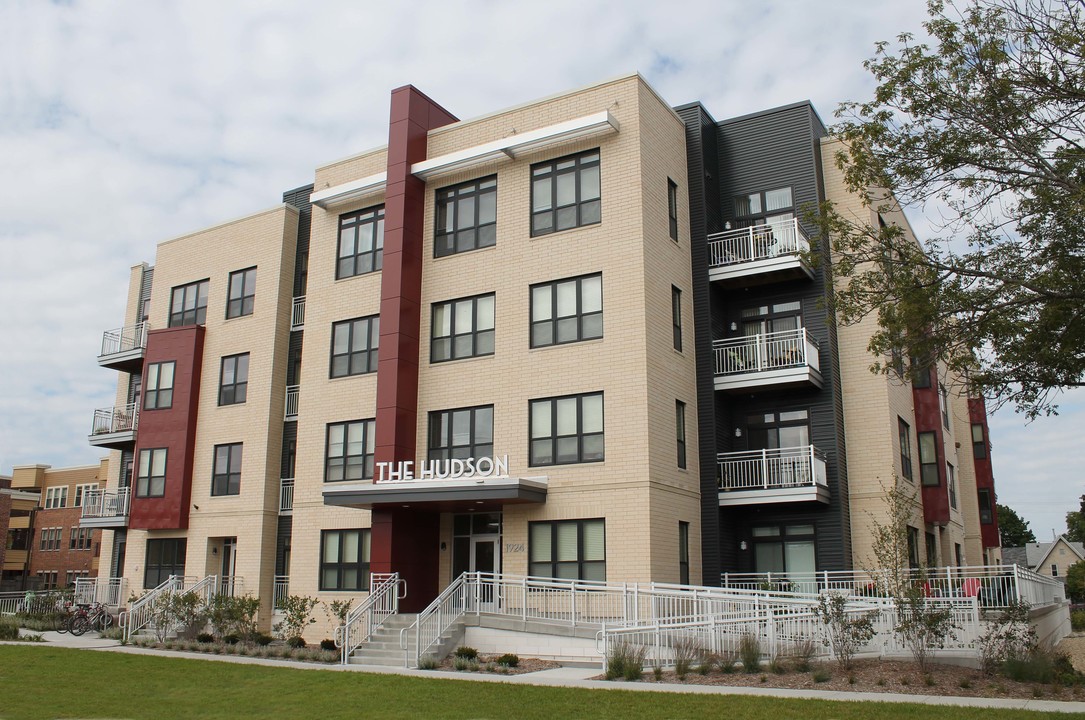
[12,630,1085,715]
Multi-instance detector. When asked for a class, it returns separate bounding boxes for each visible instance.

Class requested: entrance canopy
[322,475,548,510]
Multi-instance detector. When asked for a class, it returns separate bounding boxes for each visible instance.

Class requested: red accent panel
[372,86,456,608]
[129,326,204,530]
[912,378,950,525]
[969,397,1000,549]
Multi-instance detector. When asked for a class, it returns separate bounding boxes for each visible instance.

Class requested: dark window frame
[319,529,371,591]
[325,419,376,483]
[529,273,603,348]
[136,447,167,498]
[679,521,690,585]
[733,186,794,226]
[336,206,385,280]
[528,518,606,581]
[218,353,249,406]
[912,365,933,389]
[672,285,682,351]
[330,315,379,378]
[211,443,243,497]
[978,488,994,524]
[676,400,687,469]
[667,178,679,241]
[427,405,494,462]
[947,462,957,509]
[898,417,914,482]
[144,538,186,589]
[972,423,987,459]
[435,176,498,257]
[530,150,601,237]
[939,384,950,428]
[529,392,605,467]
[918,431,940,486]
[144,361,175,410]
[431,293,495,363]
[226,267,257,319]
[168,279,209,327]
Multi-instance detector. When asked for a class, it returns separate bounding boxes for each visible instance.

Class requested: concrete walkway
[7,630,1085,715]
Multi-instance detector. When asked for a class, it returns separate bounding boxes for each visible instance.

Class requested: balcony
[279,478,294,514]
[718,445,830,507]
[707,219,814,286]
[87,403,138,449]
[80,488,131,528]
[98,322,148,372]
[285,385,299,419]
[291,296,305,330]
[273,575,289,612]
[713,328,822,392]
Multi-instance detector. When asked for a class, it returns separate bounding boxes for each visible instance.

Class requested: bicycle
[68,602,113,636]
[52,599,74,634]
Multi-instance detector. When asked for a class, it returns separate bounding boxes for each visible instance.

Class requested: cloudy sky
[0,0,1079,540]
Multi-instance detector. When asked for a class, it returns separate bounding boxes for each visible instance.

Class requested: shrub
[1072,610,1085,632]
[286,636,307,649]
[322,599,354,628]
[273,595,318,642]
[1002,648,1082,685]
[895,585,958,672]
[417,656,439,670]
[320,638,337,651]
[98,626,124,641]
[789,638,818,673]
[959,677,972,689]
[739,634,762,673]
[812,667,831,683]
[207,594,261,641]
[980,599,1036,675]
[768,656,787,674]
[652,663,663,681]
[813,592,877,671]
[672,636,701,679]
[717,653,737,674]
[222,633,240,645]
[0,619,20,640]
[495,653,519,668]
[452,656,479,672]
[453,646,478,660]
[254,633,273,646]
[605,641,646,681]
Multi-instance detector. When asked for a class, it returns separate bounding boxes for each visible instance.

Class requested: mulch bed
[432,653,561,676]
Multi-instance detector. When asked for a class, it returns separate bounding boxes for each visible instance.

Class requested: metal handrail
[336,573,404,664]
[124,575,184,642]
[100,322,147,357]
[717,445,827,491]
[81,488,131,519]
[291,297,306,330]
[285,386,299,419]
[273,576,289,610]
[712,328,819,376]
[402,572,469,668]
[279,478,294,513]
[707,218,808,268]
[90,404,139,435]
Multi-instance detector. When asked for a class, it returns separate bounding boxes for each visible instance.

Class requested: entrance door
[470,534,501,611]
[221,538,237,595]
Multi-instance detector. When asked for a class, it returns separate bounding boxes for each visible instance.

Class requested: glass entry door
[470,535,501,611]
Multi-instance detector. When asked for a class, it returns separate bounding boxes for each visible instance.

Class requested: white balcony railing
[707,218,809,269]
[273,576,289,610]
[100,322,148,358]
[81,488,131,520]
[291,296,306,330]
[718,445,828,491]
[279,478,294,513]
[285,385,299,419]
[713,328,819,377]
[74,576,128,607]
[90,403,139,436]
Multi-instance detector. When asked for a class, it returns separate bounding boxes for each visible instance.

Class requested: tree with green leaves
[997,503,1037,547]
[819,0,1085,417]
[1065,494,1085,544]
[1066,561,1085,603]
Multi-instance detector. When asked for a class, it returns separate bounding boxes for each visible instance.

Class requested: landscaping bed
[428,651,561,676]
[126,636,339,664]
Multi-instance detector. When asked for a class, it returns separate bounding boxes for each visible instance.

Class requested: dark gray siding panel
[275,515,292,577]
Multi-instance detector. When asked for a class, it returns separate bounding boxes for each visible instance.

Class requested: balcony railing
[708,219,809,268]
[718,445,828,492]
[88,404,138,449]
[712,328,821,390]
[81,488,131,520]
[285,385,299,419]
[291,296,305,330]
[273,576,289,610]
[100,322,148,359]
[279,478,294,513]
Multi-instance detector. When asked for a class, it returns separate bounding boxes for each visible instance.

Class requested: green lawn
[0,646,1072,720]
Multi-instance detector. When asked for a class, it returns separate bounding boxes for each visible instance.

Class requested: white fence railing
[285,386,299,419]
[73,577,128,607]
[100,322,147,358]
[337,573,405,664]
[273,576,289,610]
[122,575,220,641]
[713,328,819,377]
[291,296,306,330]
[90,404,138,436]
[279,478,294,513]
[81,488,131,520]
[0,589,74,615]
[718,445,827,492]
[218,576,243,597]
[707,218,809,269]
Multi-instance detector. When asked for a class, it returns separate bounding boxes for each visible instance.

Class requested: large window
[219,354,249,406]
[320,529,371,591]
[898,417,914,482]
[667,179,679,241]
[978,488,994,524]
[74,483,98,508]
[530,150,601,236]
[212,443,243,496]
[325,419,375,482]
[918,431,940,486]
[226,267,257,319]
[530,274,602,348]
[39,528,61,551]
[169,279,209,327]
[144,362,175,410]
[529,519,605,581]
[947,462,957,509]
[672,285,682,351]
[431,294,495,362]
[676,400,687,469]
[734,186,793,226]
[435,176,497,257]
[752,524,816,575]
[529,392,604,466]
[939,384,950,428]
[330,316,379,378]
[144,538,186,589]
[679,521,690,585]
[337,206,384,279]
[69,527,93,551]
[428,405,494,462]
[44,487,67,509]
[136,448,167,497]
[912,365,932,389]
[972,423,987,459]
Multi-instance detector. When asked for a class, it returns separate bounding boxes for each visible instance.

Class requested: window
[751,524,816,575]
[1052,564,1059,577]
[530,274,602,348]
[44,487,68,509]
[136,448,167,498]
[672,285,682,351]
[529,519,605,581]
[531,150,601,236]
[320,529,371,591]
[431,294,495,362]
[212,443,243,496]
[955,543,963,568]
[435,176,497,257]
[69,527,93,551]
[330,316,379,378]
[74,484,98,508]
[918,431,940,486]
[39,528,61,551]
[218,354,249,406]
[939,384,950,428]
[224,267,256,319]
[898,418,913,482]
[679,521,690,585]
[972,423,987,459]
[529,392,604,466]
[325,419,376,482]
[907,527,920,569]
[734,187,793,226]
[451,513,502,578]
[337,206,384,279]
[428,406,494,462]
[37,571,58,589]
[144,362,175,410]
[978,488,994,524]
[912,365,932,389]
[947,462,957,509]
[144,538,186,589]
[66,570,89,586]
[925,531,938,567]
[168,279,209,327]
[667,179,679,241]
[676,401,687,469]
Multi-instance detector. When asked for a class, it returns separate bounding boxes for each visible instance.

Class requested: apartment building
[86,73,1001,631]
